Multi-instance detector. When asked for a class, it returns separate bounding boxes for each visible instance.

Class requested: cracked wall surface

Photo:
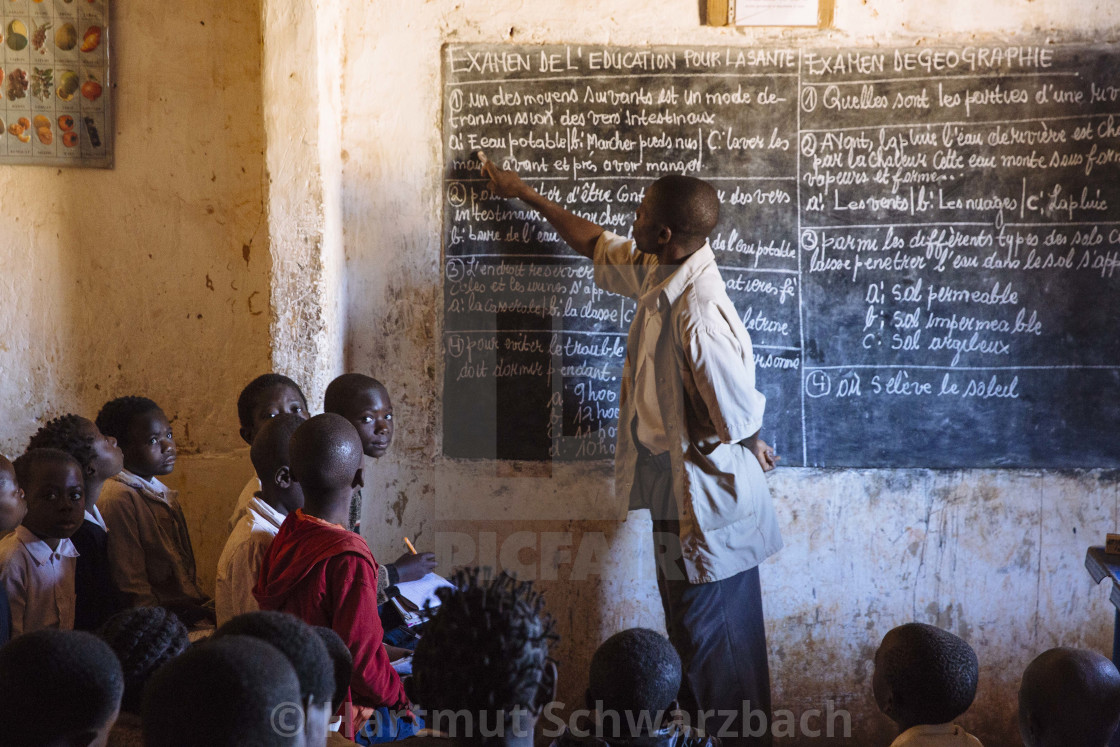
[336,2,1120,745]
[0,0,271,585]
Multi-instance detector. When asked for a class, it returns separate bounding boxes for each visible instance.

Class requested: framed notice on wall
[708,0,828,27]
[1,0,111,168]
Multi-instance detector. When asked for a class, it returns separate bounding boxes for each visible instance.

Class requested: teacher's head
[633,175,720,261]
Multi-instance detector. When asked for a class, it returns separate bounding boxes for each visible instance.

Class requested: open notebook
[390,572,455,627]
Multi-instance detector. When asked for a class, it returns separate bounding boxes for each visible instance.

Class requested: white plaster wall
[0,0,271,592]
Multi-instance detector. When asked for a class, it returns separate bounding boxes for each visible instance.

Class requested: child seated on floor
[229,373,310,532]
[254,413,418,744]
[0,454,25,542]
[98,605,190,745]
[315,626,358,743]
[408,569,558,747]
[0,449,85,637]
[0,455,25,644]
[1018,647,1120,747]
[873,622,983,747]
[216,610,337,747]
[95,396,213,627]
[27,414,126,631]
[324,373,436,646]
[215,413,305,625]
[0,628,124,747]
[553,627,717,747]
[142,634,304,747]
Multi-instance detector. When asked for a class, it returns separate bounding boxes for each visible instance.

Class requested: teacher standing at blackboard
[483,157,783,747]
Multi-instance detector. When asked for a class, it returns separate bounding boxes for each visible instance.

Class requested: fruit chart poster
[2,0,110,167]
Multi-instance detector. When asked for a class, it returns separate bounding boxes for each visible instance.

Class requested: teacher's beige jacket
[594,231,783,584]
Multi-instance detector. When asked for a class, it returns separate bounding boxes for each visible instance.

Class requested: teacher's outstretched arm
[480,153,603,260]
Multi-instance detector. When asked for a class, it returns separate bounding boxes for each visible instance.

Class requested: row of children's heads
[0,372,394,539]
[0,604,354,747]
[873,622,1120,747]
[238,372,395,460]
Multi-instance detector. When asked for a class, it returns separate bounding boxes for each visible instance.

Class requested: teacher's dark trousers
[635,450,773,747]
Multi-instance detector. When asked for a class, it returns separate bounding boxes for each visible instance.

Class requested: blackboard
[441,43,1120,468]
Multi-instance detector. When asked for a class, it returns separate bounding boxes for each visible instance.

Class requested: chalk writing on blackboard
[442,43,1120,468]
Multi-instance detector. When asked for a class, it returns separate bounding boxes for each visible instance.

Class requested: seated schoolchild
[229,373,310,532]
[324,374,436,569]
[0,454,26,644]
[94,396,213,627]
[315,625,359,743]
[408,568,558,747]
[217,610,336,747]
[216,413,305,625]
[0,449,85,636]
[873,623,983,746]
[0,628,124,747]
[254,414,417,744]
[28,414,126,630]
[0,453,26,541]
[142,634,304,747]
[325,373,435,645]
[97,606,191,746]
[1019,647,1120,747]
[553,627,718,747]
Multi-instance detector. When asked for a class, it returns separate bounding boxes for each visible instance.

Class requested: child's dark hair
[0,629,125,746]
[215,610,334,707]
[12,447,82,488]
[95,396,162,445]
[26,415,95,471]
[589,628,681,720]
[410,569,557,735]
[142,635,303,747]
[97,606,191,715]
[877,623,979,726]
[237,373,308,430]
[323,373,386,413]
[314,626,353,714]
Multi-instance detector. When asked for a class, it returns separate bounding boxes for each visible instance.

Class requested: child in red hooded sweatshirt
[254,413,419,744]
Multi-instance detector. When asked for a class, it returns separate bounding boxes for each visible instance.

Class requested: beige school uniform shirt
[594,231,783,584]
[215,495,285,626]
[99,470,209,611]
[0,525,79,636]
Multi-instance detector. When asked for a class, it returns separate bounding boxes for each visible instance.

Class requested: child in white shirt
[215,412,306,625]
[0,449,85,637]
[227,373,309,533]
[873,622,983,747]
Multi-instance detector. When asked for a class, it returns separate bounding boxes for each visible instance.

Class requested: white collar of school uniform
[114,469,172,500]
[84,505,107,530]
[247,495,287,531]
[15,526,79,565]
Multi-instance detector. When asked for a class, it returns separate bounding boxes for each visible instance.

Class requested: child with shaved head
[215,413,306,625]
[0,449,86,636]
[324,373,436,647]
[1019,647,1120,747]
[0,629,124,747]
[254,413,418,743]
[873,623,982,746]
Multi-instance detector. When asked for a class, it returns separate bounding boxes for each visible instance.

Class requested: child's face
[0,461,27,533]
[23,459,85,539]
[121,409,176,479]
[339,385,394,458]
[78,417,124,481]
[243,385,308,444]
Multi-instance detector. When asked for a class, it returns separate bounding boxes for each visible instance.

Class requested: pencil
[404,537,417,555]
